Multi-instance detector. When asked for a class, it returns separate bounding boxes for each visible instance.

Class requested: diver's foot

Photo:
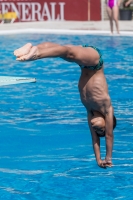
[14,43,32,57]
[16,46,38,61]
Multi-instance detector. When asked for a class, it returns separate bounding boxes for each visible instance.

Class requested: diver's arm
[91,130,101,164]
[104,106,114,166]
[89,122,106,168]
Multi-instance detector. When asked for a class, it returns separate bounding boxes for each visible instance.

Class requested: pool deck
[0,20,133,36]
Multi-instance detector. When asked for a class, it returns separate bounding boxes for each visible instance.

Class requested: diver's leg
[14,42,60,58]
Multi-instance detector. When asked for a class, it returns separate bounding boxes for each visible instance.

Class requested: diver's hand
[97,159,107,168]
[103,157,112,167]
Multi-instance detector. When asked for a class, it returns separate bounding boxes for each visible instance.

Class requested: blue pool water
[0,33,133,200]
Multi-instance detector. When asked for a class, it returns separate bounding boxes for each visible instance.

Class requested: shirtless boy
[14,42,116,168]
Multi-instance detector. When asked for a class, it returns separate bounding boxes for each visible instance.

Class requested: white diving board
[0,76,36,86]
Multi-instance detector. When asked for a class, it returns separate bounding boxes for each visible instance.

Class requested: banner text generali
[0,0,101,22]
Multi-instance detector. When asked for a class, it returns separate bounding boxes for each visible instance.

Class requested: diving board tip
[0,76,36,86]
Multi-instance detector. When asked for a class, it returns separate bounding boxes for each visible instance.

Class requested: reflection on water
[0,34,133,199]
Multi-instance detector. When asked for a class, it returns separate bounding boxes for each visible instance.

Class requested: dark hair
[96,131,105,138]
[96,115,117,137]
[113,115,117,129]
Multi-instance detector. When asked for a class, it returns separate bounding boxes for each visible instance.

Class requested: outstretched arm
[14,42,100,67]
[104,106,114,166]
[90,125,108,168]
[88,115,107,168]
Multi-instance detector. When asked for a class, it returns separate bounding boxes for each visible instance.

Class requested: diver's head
[90,111,116,137]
